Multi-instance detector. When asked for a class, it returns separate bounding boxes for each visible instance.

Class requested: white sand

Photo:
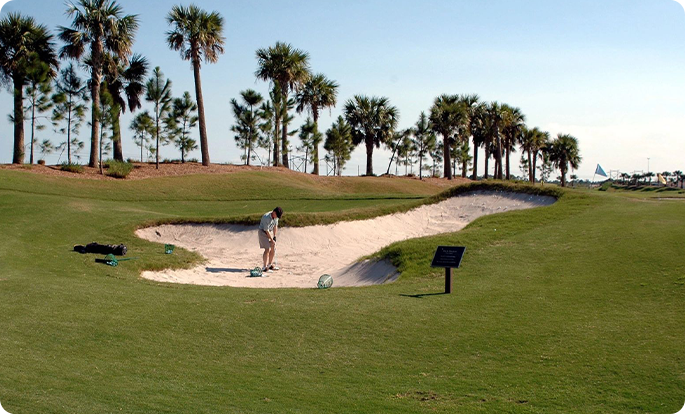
[136,191,555,288]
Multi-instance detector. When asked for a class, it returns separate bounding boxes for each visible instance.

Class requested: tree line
[1,0,582,185]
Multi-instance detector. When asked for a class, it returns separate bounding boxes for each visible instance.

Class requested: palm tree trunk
[112,109,123,161]
[471,141,478,180]
[462,160,467,178]
[365,138,374,176]
[89,45,102,168]
[419,154,423,180]
[561,165,567,187]
[30,102,36,164]
[280,84,289,168]
[484,148,489,179]
[192,59,210,166]
[155,102,160,170]
[312,118,319,175]
[506,145,511,180]
[12,78,25,164]
[443,133,452,180]
[495,133,503,180]
[386,142,398,175]
[67,103,73,164]
[532,150,538,183]
[528,151,533,183]
[281,122,289,168]
[273,115,280,166]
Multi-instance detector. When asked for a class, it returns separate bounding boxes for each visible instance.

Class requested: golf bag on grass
[74,242,127,256]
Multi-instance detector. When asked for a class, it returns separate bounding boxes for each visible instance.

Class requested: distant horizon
[1,0,684,179]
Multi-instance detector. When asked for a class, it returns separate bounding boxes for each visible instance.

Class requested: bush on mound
[106,160,134,179]
[60,163,83,173]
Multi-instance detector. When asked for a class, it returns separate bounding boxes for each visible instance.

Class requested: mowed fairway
[0,169,683,413]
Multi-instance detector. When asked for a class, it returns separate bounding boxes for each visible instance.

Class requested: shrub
[105,160,134,179]
[60,163,83,173]
[37,160,46,165]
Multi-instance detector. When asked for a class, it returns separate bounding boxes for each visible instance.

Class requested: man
[259,207,283,272]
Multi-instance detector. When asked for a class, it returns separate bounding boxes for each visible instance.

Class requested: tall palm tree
[548,133,581,187]
[344,95,398,176]
[145,67,173,169]
[296,73,338,174]
[59,0,138,168]
[486,102,505,179]
[255,42,311,168]
[501,104,526,180]
[469,102,488,180]
[166,4,225,166]
[520,127,549,183]
[429,94,465,180]
[101,53,148,161]
[0,13,58,164]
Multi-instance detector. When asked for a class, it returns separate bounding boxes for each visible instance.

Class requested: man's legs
[262,247,271,269]
[268,246,275,267]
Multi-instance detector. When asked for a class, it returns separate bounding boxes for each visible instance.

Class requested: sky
[1,0,684,179]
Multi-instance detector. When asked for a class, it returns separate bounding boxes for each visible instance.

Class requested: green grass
[0,170,683,413]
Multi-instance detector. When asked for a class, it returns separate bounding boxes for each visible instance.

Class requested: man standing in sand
[259,207,283,272]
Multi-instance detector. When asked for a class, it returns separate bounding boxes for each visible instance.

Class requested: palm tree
[485,102,505,179]
[411,112,436,180]
[429,94,465,180]
[145,67,173,169]
[101,53,148,161]
[166,4,224,166]
[0,13,59,164]
[548,133,581,187]
[255,42,311,168]
[59,0,138,168]
[520,127,549,183]
[296,73,338,174]
[344,95,398,176]
[501,104,526,180]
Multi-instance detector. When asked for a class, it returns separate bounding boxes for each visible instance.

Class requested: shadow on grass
[400,292,449,299]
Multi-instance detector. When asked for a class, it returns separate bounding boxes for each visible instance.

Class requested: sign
[431,246,466,294]
[431,246,466,269]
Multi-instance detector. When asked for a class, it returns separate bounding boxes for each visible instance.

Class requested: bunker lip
[136,191,556,289]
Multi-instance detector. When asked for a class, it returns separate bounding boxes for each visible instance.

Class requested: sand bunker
[136,191,555,288]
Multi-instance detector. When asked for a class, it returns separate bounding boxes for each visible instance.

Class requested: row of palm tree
[1,0,223,168]
[2,2,582,184]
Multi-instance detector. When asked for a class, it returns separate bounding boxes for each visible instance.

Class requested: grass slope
[0,170,683,413]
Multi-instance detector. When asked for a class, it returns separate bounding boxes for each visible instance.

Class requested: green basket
[317,274,333,289]
[164,244,175,254]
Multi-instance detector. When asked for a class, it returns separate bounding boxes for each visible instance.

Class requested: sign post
[431,246,466,294]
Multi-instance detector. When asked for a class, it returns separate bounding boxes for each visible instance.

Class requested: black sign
[431,246,466,269]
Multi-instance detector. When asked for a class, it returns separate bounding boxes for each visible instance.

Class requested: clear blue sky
[2,0,684,178]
